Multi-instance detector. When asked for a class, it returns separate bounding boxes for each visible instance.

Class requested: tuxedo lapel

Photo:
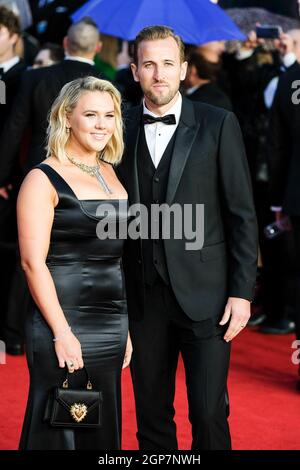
[166,98,200,205]
[124,105,143,204]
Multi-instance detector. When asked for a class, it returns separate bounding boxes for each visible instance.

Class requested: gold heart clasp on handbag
[70,403,88,423]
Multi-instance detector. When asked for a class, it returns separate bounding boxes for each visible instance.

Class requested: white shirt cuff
[270,206,282,212]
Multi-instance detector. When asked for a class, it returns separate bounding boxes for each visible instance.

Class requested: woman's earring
[66,127,70,133]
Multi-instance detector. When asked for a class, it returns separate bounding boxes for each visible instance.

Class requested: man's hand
[219,297,251,342]
[274,33,294,57]
[243,30,260,50]
[275,210,284,223]
[0,184,12,200]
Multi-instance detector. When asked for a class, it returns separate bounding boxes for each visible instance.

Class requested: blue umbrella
[71,0,246,44]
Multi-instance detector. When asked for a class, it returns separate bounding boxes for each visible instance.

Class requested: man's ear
[131,62,139,82]
[190,64,197,79]
[10,33,19,48]
[63,36,68,52]
[180,60,188,81]
[96,41,103,54]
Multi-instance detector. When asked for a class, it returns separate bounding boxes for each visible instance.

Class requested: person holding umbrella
[117,25,258,450]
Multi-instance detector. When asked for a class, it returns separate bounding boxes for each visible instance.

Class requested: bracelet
[53,325,71,342]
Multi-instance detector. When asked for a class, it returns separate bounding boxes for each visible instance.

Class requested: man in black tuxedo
[268,62,300,344]
[0,17,103,355]
[117,26,258,450]
[0,7,26,132]
[0,6,26,353]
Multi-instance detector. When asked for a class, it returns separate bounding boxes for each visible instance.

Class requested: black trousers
[0,195,17,339]
[129,278,231,450]
[254,182,295,323]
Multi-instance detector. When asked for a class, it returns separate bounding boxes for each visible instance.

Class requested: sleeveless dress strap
[35,163,78,201]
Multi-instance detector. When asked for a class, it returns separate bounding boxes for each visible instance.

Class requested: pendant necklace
[66,153,113,195]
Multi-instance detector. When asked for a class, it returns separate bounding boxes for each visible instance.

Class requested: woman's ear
[65,114,71,129]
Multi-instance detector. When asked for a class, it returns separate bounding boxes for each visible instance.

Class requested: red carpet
[0,328,299,450]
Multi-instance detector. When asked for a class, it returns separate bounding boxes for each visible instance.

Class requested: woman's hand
[122,333,133,369]
[54,330,84,373]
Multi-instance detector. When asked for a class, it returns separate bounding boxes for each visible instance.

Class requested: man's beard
[144,85,178,106]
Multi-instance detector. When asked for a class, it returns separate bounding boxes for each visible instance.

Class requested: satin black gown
[19,163,128,450]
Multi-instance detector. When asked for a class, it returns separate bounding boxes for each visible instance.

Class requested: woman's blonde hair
[46,76,124,164]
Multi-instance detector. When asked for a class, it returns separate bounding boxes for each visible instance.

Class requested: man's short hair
[188,52,221,82]
[42,42,65,63]
[133,25,185,65]
[67,17,100,55]
[0,5,21,37]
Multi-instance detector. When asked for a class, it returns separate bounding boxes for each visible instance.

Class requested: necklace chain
[66,153,113,195]
[66,153,99,176]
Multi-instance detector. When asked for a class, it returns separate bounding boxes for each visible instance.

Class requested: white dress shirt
[264,53,297,109]
[185,85,201,96]
[0,56,20,74]
[143,92,182,168]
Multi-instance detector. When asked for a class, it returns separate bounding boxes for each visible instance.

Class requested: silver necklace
[66,153,113,195]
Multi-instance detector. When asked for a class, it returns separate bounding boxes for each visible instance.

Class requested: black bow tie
[143,114,176,125]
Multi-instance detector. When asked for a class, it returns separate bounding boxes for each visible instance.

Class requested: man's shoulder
[123,104,142,129]
[56,60,99,75]
[34,61,101,95]
[124,104,142,118]
[187,98,231,123]
[22,65,49,81]
[38,60,99,79]
[6,59,27,75]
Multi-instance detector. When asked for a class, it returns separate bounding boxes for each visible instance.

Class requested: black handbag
[45,367,103,428]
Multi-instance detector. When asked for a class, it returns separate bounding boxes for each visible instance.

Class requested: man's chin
[147,92,174,106]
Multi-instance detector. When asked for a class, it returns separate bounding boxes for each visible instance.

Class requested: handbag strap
[62,366,93,390]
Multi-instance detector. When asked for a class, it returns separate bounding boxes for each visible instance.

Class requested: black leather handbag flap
[50,387,103,428]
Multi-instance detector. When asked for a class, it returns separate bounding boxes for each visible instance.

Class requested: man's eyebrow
[142,59,175,64]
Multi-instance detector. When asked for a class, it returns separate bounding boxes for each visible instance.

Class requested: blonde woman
[17,77,132,450]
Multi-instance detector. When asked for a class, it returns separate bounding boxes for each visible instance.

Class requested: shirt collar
[185,85,201,96]
[64,55,95,66]
[143,92,182,124]
[0,56,20,73]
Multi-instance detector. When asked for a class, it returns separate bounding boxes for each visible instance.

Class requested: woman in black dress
[17,77,132,450]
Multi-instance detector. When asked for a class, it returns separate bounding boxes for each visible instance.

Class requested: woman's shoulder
[21,160,58,196]
[38,156,63,170]
[27,157,66,180]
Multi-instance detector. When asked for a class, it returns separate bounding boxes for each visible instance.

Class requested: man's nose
[154,67,165,81]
